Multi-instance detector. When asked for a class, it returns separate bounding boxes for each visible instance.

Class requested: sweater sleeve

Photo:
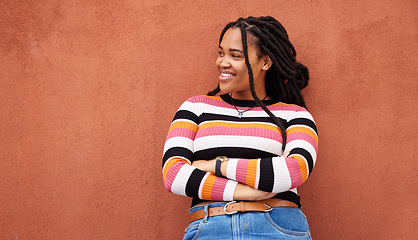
[225,106,318,193]
[162,97,238,201]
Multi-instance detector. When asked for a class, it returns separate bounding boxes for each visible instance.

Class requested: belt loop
[240,201,246,212]
[203,205,209,223]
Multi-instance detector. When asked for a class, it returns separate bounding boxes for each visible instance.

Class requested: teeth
[221,73,234,77]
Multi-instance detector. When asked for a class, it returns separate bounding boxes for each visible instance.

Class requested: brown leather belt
[189,199,298,223]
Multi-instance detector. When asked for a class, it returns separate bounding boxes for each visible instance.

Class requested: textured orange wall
[1,0,417,239]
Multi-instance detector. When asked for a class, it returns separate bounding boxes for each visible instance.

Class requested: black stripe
[185,169,206,198]
[287,118,317,133]
[162,147,194,167]
[290,148,314,174]
[172,110,199,123]
[273,191,301,208]
[220,94,279,107]
[258,157,275,192]
[191,191,302,208]
[194,147,278,160]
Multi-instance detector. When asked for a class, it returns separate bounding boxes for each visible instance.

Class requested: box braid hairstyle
[207,16,310,151]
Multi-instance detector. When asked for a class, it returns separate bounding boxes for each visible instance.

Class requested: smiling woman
[162,16,317,239]
[216,28,271,100]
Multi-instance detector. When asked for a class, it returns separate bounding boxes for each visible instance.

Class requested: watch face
[216,156,228,162]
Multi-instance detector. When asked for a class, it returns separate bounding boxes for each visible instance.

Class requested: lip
[219,70,236,81]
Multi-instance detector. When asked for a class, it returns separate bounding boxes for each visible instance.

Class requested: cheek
[235,63,248,76]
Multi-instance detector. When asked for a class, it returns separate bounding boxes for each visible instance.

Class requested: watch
[214,156,228,177]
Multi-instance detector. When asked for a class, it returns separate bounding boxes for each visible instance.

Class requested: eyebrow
[218,46,243,53]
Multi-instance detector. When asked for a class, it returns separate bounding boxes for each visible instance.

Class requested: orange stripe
[286,126,318,144]
[205,95,222,101]
[162,158,189,180]
[290,155,308,183]
[245,159,258,188]
[271,102,294,106]
[169,121,198,132]
[201,174,217,200]
[200,122,280,132]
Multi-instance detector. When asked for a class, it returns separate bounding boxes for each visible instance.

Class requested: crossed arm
[191,159,277,201]
[162,99,318,202]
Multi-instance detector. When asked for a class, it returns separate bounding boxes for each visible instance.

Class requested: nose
[217,56,231,69]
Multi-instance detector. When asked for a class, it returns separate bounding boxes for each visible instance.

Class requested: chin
[218,85,230,94]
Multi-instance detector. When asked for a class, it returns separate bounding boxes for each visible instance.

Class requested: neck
[230,89,269,101]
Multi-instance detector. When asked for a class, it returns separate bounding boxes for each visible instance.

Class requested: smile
[221,72,235,78]
[219,71,236,81]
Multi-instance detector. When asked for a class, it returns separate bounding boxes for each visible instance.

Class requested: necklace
[229,94,267,118]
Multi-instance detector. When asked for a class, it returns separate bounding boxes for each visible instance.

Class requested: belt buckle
[224,201,238,215]
[263,203,273,212]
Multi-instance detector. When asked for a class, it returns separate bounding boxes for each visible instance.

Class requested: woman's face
[216,27,269,100]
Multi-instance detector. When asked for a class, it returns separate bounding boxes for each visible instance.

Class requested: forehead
[219,28,243,49]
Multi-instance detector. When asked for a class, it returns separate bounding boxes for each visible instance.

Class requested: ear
[262,55,272,71]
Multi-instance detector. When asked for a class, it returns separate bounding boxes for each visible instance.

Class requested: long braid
[208,16,310,150]
[239,23,288,151]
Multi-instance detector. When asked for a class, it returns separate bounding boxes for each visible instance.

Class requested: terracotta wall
[1,0,417,239]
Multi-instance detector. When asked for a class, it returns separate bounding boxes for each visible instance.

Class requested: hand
[191,160,216,173]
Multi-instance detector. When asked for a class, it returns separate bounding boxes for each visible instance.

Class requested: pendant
[238,112,243,118]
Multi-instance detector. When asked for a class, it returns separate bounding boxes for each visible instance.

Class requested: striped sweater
[162,94,318,207]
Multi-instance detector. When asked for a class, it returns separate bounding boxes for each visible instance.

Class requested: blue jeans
[183,202,312,240]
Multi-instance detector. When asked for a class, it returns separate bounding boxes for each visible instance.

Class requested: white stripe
[178,101,202,116]
[254,159,260,189]
[191,102,299,119]
[171,118,196,125]
[200,104,238,117]
[198,173,210,199]
[223,180,238,201]
[170,165,194,196]
[194,135,282,155]
[199,120,278,128]
[226,158,239,181]
[286,139,317,163]
[287,110,315,122]
[270,110,297,120]
[271,157,292,193]
[163,137,194,154]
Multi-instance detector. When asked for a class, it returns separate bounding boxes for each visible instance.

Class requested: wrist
[214,156,228,177]
[221,159,228,177]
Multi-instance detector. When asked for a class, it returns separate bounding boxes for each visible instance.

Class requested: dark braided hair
[207,16,310,151]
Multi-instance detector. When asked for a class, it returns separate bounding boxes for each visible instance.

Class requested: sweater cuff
[226,158,239,181]
[223,180,238,201]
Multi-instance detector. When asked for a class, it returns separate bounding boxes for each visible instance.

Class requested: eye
[218,51,224,56]
[232,54,242,58]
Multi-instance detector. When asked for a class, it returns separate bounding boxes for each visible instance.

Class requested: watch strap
[215,159,223,177]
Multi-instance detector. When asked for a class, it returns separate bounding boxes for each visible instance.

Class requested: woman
[162,16,318,239]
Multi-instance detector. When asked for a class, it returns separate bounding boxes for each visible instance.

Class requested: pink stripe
[235,159,249,184]
[287,132,318,153]
[211,177,228,201]
[164,161,184,191]
[166,128,196,141]
[187,95,302,112]
[268,104,302,112]
[195,126,282,142]
[188,96,232,109]
[284,158,303,188]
